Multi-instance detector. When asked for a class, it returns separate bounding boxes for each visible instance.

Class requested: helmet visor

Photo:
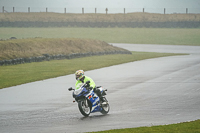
[76,75,80,80]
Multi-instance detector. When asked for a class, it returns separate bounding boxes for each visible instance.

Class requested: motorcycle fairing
[86,90,101,113]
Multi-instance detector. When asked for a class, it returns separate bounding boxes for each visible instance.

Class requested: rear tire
[78,99,91,117]
[100,97,110,115]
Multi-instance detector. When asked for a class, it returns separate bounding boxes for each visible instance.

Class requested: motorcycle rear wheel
[78,99,91,117]
[100,97,110,115]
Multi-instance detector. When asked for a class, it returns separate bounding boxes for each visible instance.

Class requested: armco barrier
[0,50,132,66]
[0,21,200,28]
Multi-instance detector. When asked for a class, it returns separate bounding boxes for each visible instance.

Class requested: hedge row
[0,21,200,28]
[0,50,132,66]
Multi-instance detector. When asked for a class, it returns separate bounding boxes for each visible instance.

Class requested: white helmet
[75,70,84,80]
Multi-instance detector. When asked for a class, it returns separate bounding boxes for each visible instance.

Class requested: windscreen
[75,83,84,90]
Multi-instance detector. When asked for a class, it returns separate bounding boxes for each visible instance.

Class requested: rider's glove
[88,87,93,90]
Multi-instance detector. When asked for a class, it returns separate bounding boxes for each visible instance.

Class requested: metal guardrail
[1,6,200,14]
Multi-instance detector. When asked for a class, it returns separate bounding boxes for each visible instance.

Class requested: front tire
[78,99,91,117]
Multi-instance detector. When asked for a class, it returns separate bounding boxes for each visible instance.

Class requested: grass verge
[0,51,185,89]
[88,119,200,133]
[1,12,200,22]
[1,28,200,46]
[0,38,128,60]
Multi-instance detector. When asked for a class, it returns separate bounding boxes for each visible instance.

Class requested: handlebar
[68,81,91,91]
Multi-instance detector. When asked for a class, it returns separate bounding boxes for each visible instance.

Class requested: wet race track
[0,44,200,133]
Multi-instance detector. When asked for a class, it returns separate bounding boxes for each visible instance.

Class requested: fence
[1,6,200,14]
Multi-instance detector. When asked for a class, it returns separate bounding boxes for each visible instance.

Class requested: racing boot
[95,88,107,105]
[100,97,107,105]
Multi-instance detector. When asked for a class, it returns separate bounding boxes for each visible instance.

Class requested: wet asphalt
[0,44,200,133]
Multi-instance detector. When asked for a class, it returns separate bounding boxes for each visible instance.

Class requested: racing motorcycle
[68,81,110,117]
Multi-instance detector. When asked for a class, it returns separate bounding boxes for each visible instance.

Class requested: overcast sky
[1,0,200,14]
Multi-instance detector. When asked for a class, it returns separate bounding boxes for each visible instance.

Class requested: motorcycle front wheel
[78,99,91,117]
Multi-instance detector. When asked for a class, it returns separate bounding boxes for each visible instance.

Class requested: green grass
[0,51,184,89]
[1,28,200,46]
[88,120,200,133]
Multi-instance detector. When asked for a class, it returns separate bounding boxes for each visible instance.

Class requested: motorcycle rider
[75,70,106,104]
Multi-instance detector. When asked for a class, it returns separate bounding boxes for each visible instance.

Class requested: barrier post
[106,8,108,14]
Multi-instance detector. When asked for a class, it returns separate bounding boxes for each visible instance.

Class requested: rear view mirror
[68,87,74,91]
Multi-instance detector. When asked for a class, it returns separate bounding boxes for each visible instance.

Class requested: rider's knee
[94,87,101,96]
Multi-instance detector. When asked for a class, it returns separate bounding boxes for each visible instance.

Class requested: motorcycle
[68,81,110,117]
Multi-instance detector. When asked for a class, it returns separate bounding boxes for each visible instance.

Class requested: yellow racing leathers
[75,76,96,89]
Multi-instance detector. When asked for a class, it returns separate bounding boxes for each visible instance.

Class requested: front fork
[83,98,89,108]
